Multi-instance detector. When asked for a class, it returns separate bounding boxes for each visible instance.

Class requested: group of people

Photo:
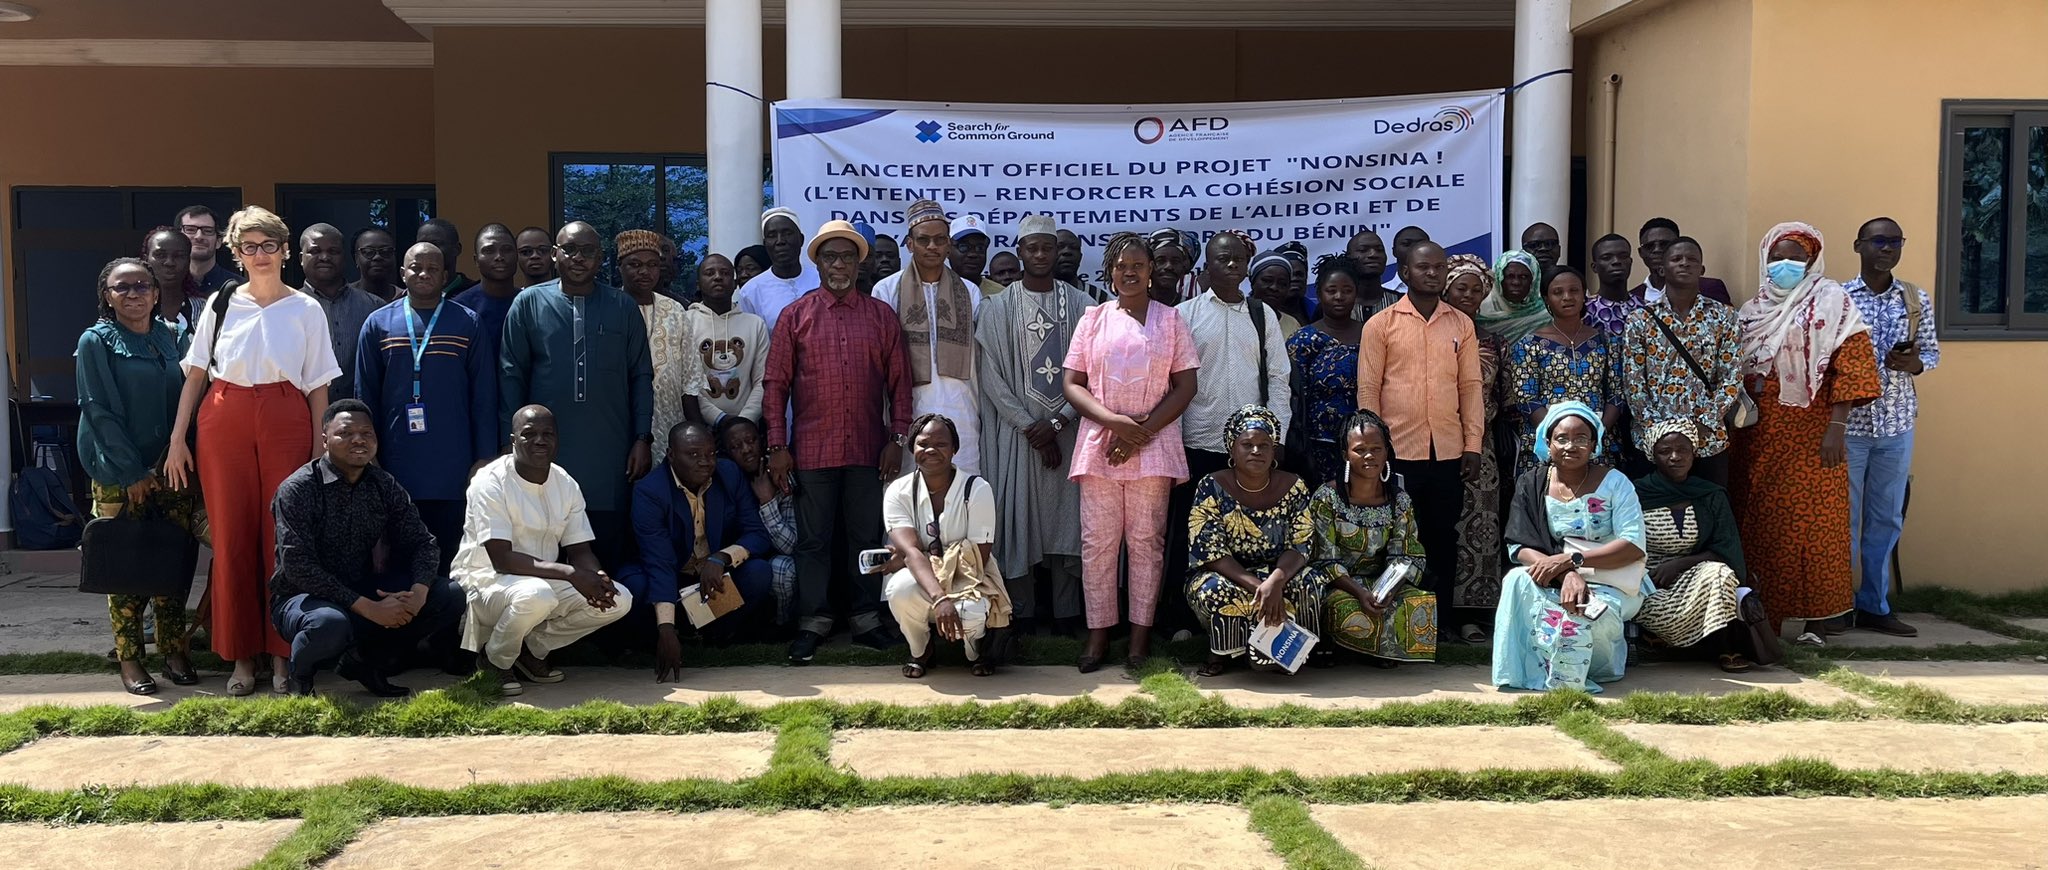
[73,197,1933,697]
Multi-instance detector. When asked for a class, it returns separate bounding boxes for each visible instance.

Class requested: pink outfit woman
[1064,300,1200,628]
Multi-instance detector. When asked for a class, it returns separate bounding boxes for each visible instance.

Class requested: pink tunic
[1064,301,1200,482]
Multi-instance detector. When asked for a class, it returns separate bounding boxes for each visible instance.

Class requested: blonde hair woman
[165,206,340,695]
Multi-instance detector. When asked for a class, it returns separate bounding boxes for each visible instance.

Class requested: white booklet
[1249,619,1319,674]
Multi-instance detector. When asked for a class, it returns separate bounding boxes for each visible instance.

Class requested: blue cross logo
[915,120,942,143]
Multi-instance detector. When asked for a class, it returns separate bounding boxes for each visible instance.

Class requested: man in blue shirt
[452,223,521,374]
[356,242,498,574]
[616,421,774,679]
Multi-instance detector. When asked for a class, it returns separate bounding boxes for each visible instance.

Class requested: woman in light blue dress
[1492,401,1646,693]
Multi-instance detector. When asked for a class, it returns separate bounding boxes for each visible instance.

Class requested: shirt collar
[314,456,356,486]
[1843,275,1900,298]
[669,463,713,497]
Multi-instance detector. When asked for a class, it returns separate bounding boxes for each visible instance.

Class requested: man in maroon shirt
[763,220,914,663]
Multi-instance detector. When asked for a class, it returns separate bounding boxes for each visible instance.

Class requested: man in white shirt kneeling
[452,404,631,695]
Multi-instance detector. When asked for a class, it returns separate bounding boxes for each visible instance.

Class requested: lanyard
[404,301,445,404]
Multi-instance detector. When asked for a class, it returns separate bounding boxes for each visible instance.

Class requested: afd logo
[1372,107,1474,135]
[915,120,943,143]
[1132,115,1230,144]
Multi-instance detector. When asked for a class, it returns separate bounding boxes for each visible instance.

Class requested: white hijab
[1737,221,1870,408]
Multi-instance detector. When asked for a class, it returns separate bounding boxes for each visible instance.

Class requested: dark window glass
[1958,125,2009,315]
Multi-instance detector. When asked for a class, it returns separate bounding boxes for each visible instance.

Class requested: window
[1939,101,2048,338]
[8,186,240,402]
[549,153,772,297]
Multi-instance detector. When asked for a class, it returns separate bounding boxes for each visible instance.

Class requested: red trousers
[196,381,311,661]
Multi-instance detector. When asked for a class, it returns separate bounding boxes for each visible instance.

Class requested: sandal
[122,675,159,696]
[902,654,931,680]
[1794,632,1825,648]
[1459,624,1488,645]
[970,659,994,677]
[225,677,256,697]
[162,660,199,686]
[1717,653,1754,674]
[1196,655,1230,678]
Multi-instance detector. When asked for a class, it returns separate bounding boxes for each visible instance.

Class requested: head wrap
[1476,249,1550,343]
[1444,253,1493,295]
[904,199,949,234]
[1224,404,1282,443]
[1146,227,1186,253]
[1532,401,1604,463]
[1643,418,1699,453]
[735,244,770,271]
[1249,252,1292,282]
[1739,221,1872,408]
[1017,214,1056,240]
[760,206,800,233]
[805,219,870,263]
[950,213,989,241]
[614,229,662,260]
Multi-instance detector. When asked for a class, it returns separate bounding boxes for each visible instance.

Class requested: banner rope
[1502,67,1573,95]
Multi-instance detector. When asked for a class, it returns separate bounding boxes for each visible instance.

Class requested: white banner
[771,91,1504,283]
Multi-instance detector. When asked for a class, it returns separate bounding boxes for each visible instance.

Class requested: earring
[1342,462,1350,483]
[1227,456,1236,469]
[1380,463,1392,483]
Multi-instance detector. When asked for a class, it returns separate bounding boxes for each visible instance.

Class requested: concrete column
[785,0,842,100]
[707,0,764,255]
[1510,0,1572,243]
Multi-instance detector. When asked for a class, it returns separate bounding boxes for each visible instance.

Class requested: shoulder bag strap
[1648,307,1714,391]
[1898,280,1924,345]
[1246,297,1269,407]
[204,285,236,377]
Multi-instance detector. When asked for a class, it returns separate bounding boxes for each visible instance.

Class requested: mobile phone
[1582,599,1609,621]
[1892,340,1916,354]
[858,548,893,575]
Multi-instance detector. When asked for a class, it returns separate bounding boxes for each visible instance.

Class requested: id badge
[406,403,428,434]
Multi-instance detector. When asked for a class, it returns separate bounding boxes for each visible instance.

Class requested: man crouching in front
[450,404,631,695]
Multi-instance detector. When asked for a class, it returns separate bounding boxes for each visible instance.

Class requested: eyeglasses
[357,246,396,259]
[1524,240,1561,252]
[179,225,219,238]
[909,233,950,249]
[1859,236,1907,250]
[235,240,285,256]
[106,281,153,296]
[1548,434,1596,448]
[555,244,602,261]
[816,251,860,266]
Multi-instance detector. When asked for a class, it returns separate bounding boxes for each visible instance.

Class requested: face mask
[1766,259,1807,290]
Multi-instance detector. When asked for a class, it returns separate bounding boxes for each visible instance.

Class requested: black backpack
[11,465,83,550]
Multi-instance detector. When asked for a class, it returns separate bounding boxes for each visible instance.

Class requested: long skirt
[1186,564,1334,663]
[1635,561,1741,648]
[1324,585,1437,662]
[1491,568,1642,694]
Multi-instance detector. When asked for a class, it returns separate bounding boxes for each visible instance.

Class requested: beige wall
[1580,0,1752,286]
[1744,0,2048,593]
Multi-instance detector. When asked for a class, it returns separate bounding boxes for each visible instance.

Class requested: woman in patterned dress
[1632,420,1751,672]
[1185,405,1339,676]
[1505,265,1625,478]
[1285,255,1367,488]
[1441,254,1505,644]
[1731,222,1880,645]
[1310,410,1437,666]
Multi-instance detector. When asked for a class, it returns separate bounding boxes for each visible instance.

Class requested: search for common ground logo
[915,120,1057,142]
[1133,115,1231,145]
[1373,107,1474,135]
[915,120,943,143]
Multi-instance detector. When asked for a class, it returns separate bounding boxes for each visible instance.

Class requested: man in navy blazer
[617,421,774,679]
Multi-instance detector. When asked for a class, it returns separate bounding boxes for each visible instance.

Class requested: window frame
[547,150,708,234]
[1937,100,2048,340]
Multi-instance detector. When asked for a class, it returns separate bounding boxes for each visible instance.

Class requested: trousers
[272,578,466,679]
[462,574,633,669]
[793,466,886,637]
[1006,556,1083,623]
[196,381,310,661]
[1846,429,1913,616]
[884,569,987,660]
[1078,475,1173,630]
[614,558,774,643]
[1392,457,1464,608]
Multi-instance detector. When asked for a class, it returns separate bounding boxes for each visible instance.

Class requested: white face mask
[1766,259,1807,290]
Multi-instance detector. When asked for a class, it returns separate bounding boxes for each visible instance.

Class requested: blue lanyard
[403,301,445,404]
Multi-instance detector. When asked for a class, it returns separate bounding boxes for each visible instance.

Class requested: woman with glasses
[1492,402,1646,694]
[881,413,1010,678]
[77,258,211,694]
[165,206,340,696]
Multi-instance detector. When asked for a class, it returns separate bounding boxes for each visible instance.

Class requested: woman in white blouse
[881,413,1011,678]
[165,206,340,696]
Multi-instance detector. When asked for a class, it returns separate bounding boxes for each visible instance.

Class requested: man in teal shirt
[500,221,655,569]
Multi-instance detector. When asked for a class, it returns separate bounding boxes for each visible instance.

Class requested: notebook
[679,578,745,628]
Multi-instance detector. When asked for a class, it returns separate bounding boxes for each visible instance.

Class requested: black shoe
[1815,616,1852,636]
[852,627,897,651]
[1855,610,1920,637]
[788,630,822,665]
[442,649,479,677]
[337,652,411,698]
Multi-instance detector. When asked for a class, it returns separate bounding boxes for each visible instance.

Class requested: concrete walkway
[0,819,295,870]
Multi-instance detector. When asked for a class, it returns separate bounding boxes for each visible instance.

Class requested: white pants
[883,569,986,660]
[463,575,632,669]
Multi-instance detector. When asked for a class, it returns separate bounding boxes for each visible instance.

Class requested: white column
[785,0,842,100]
[1510,0,1572,242]
[707,0,764,256]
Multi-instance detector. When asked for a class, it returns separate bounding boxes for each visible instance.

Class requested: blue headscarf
[1532,401,1604,463]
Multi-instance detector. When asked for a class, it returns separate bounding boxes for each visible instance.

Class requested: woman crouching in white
[882,413,1011,678]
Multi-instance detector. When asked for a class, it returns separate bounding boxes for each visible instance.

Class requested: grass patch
[1555,710,1672,767]
[1246,795,1369,870]
[244,786,375,870]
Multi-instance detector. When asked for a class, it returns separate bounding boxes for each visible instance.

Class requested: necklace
[1236,471,1271,494]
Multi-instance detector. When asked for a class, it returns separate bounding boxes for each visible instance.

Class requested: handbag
[1563,536,1646,597]
[78,499,199,598]
[1648,308,1758,429]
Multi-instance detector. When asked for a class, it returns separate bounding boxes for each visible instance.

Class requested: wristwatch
[1049,417,1066,432]
[892,433,909,448]
[1568,551,1585,569]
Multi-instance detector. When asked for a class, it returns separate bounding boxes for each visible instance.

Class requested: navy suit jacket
[630,458,771,605]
